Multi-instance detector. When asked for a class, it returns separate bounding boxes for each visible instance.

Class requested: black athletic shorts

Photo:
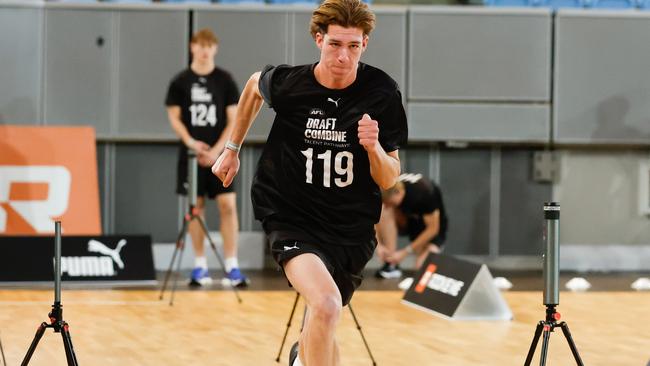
[263,218,376,306]
[401,216,446,247]
[176,157,234,199]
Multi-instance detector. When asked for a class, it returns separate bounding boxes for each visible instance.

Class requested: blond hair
[191,28,219,45]
[309,0,376,39]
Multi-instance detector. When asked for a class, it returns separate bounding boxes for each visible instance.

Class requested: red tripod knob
[553,312,561,321]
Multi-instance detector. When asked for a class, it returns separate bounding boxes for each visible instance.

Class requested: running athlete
[212,0,408,364]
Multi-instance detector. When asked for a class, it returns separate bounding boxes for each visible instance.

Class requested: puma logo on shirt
[283,244,300,251]
[327,97,340,108]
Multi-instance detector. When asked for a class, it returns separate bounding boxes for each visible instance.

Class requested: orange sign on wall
[0,125,101,235]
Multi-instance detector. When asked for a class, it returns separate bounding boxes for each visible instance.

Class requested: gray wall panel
[409,7,551,101]
[554,11,650,144]
[195,9,290,142]
[498,149,551,255]
[363,10,407,91]
[403,146,439,182]
[114,144,179,242]
[44,9,113,134]
[116,10,187,139]
[291,11,319,65]
[0,7,42,125]
[439,149,491,255]
[554,150,650,245]
[291,9,407,90]
[408,103,550,142]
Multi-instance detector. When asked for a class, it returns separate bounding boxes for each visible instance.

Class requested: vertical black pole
[54,221,62,305]
[543,203,560,306]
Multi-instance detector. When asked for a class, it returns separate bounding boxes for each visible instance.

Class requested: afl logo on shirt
[310,108,325,116]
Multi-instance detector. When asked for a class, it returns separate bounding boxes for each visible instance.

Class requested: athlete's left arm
[358,114,401,189]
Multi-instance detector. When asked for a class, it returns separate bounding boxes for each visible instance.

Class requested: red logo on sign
[415,264,437,293]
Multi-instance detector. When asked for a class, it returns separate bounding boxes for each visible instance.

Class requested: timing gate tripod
[275,292,377,365]
[21,221,79,366]
[524,202,583,366]
[524,305,583,366]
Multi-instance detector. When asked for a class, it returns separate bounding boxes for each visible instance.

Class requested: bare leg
[284,254,342,366]
[216,193,239,259]
[298,309,341,366]
[415,243,440,269]
[189,196,206,258]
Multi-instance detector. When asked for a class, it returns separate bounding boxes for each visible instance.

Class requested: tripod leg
[538,325,551,366]
[169,236,187,306]
[21,322,48,366]
[196,216,242,303]
[348,303,377,366]
[559,322,584,366]
[1,330,7,366]
[524,322,544,366]
[159,219,188,300]
[275,292,300,363]
[60,322,79,366]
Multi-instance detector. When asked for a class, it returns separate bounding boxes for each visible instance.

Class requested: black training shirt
[398,173,448,237]
[253,63,408,246]
[165,67,239,146]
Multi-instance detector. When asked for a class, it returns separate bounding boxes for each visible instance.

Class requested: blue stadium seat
[484,0,623,8]
[54,0,99,3]
[548,0,592,8]
[160,0,213,3]
[268,0,318,4]
[217,0,266,3]
[483,0,553,7]
[268,0,369,3]
[102,0,152,3]
[592,0,634,8]
[489,0,538,6]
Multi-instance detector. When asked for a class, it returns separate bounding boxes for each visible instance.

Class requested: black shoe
[288,341,299,366]
[375,263,403,279]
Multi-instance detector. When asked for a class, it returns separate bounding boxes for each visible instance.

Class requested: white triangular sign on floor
[402,253,512,321]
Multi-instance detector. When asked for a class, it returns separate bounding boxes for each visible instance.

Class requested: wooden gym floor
[0,271,648,365]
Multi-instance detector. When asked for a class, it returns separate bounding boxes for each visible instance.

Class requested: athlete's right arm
[212,71,265,187]
[167,106,209,153]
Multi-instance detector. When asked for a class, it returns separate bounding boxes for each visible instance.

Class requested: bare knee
[217,198,236,217]
[310,293,342,327]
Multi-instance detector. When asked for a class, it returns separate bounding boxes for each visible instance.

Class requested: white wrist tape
[225,141,241,153]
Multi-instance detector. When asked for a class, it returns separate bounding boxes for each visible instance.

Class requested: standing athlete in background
[212,0,408,364]
[166,28,249,287]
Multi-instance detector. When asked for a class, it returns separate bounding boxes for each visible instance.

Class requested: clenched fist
[211,149,240,188]
[357,113,379,152]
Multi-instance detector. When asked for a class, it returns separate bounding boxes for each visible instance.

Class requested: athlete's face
[191,41,218,65]
[315,25,368,79]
